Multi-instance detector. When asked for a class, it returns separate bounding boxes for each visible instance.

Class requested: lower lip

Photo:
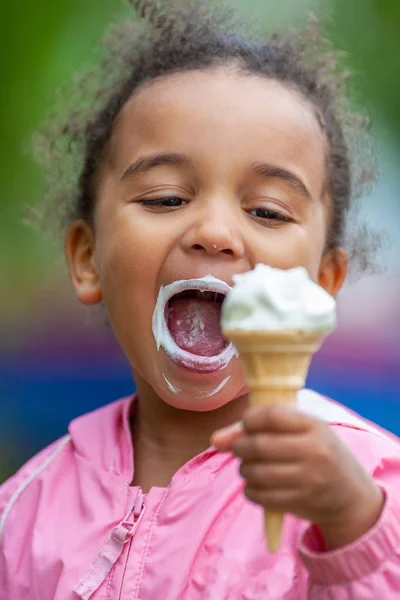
[170,348,232,374]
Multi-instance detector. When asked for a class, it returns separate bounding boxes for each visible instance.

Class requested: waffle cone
[223,329,326,552]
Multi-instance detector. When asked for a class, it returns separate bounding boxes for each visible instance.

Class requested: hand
[211,404,385,550]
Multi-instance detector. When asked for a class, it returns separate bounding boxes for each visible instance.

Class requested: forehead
[111,68,327,187]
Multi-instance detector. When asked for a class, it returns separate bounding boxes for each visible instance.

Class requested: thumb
[210,421,245,452]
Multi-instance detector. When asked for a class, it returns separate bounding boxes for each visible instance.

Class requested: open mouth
[152,276,236,374]
[166,289,227,357]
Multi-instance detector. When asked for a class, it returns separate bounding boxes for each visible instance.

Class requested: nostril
[191,244,234,255]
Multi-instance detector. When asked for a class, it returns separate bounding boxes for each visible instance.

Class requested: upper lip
[163,277,232,304]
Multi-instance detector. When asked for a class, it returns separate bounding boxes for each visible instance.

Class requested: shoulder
[299,389,400,473]
[0,435,72,543]
[0,395,132,544]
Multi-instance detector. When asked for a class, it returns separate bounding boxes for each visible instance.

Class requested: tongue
[167,297,226,357]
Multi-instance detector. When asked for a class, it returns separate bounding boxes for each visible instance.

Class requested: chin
[160,390,237,412]
[154,360,247,412]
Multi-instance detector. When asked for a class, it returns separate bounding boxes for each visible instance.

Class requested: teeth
[164,277,232,305]
[171,290,226,303]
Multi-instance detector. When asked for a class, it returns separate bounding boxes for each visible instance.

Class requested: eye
[140,196,187,208]
[248,208,292,223]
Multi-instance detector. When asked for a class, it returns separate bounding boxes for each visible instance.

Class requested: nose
[180,197,245,258]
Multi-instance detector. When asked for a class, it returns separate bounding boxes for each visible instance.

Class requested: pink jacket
[1,389,400,600]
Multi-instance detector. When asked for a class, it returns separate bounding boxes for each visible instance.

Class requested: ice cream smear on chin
[221,264,336,333]
[152,275,237,373]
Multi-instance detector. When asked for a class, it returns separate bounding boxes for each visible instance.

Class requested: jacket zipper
[121,489,145,539]
[73,489,146,600]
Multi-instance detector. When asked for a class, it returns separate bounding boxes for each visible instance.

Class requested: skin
[65,67,383,548]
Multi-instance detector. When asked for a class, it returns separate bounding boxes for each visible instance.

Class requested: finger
[239,462,304,490]
[244,487,300,511]
[233,432,308,462]
[211,421,245,451]
[243,404,314,435]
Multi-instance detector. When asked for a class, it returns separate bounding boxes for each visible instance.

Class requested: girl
[1,1,400,598]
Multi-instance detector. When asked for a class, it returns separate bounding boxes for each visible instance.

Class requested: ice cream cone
[223,328,326,552]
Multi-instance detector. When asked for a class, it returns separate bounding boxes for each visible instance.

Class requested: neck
[130,374,248,491]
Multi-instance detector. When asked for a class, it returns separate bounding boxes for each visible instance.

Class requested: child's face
[66,68,347,411]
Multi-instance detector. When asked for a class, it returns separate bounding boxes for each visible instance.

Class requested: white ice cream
[221,264,336,332]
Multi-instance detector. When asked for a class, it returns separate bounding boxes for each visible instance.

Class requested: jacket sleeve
[297,427,400,599]
[0,437,70,599]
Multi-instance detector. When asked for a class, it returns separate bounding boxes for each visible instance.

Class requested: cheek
[297,201,330,275]
[251,219,326,279]
[95,215,161,345]
[97,210,158,288]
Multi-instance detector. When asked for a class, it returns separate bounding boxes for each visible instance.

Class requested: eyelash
[141,197,185,208]
[140,197,292,222]
[248,208,292,223]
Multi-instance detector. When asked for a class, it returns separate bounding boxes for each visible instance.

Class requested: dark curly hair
[32,0,377,271]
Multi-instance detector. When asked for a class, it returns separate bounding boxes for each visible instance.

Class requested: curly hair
[32,0,377,271]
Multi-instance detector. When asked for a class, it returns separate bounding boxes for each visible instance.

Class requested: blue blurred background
[1,0,399,483]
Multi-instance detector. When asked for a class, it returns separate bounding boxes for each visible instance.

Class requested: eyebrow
[121,152,193,180]
[121,153,312,201]
[250,162,312,201]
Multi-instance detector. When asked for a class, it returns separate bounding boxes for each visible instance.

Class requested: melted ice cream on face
[152,276,237,372]
[221,264,336,333]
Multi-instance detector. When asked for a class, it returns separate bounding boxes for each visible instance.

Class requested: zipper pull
[73,491,146,600]
[120,489,145,539]
[134,489,145,517]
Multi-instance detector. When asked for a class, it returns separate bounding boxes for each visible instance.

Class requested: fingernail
[215,420,244,436]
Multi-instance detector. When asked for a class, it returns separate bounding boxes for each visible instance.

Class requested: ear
[318,248,348,297]
[65,220,102,305]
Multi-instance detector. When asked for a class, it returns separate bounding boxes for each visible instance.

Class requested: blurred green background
[1,0,400,311]
[1,0,400,482]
